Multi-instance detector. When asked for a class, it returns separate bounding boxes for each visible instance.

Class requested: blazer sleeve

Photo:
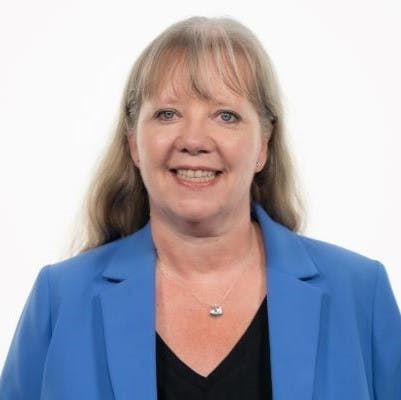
[0,265,52,399]
[372,261,401,400]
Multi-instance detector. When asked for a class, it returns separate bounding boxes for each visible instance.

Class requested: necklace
[156,224,256,318]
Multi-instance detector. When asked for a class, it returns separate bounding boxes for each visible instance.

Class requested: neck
[150,203,260,282]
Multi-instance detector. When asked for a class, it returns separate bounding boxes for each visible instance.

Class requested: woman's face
[127,65,270,226]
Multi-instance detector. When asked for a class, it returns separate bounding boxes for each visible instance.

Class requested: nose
[174,119,215,155]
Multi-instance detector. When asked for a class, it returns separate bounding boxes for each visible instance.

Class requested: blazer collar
[98,201,323,400]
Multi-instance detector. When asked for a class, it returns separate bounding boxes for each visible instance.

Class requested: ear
[256,132,270,172]
[127,130,140,169]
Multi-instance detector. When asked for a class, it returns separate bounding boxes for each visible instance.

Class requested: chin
[170,200,222,223]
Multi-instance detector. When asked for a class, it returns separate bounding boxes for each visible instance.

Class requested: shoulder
[42,235,135,299]
[254,201,382,284]
[296,233,382,290]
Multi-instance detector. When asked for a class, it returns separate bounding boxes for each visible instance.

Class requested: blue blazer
[1,202,400,399]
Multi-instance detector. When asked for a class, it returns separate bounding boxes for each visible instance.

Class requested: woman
[1,16,400,400]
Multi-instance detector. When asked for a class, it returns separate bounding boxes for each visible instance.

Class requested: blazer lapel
[98,203,323,400]
[252,203,323,400]
[98,222,158,400]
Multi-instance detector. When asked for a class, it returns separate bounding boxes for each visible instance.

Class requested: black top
[156,295,272,399]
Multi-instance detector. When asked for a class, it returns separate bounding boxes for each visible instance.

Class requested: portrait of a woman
[1,16,400,400]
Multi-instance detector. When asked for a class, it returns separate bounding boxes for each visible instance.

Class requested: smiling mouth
[169,169,223,183]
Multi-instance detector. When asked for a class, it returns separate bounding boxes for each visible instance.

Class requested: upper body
[1,16,400,400]
[1,202,400,399]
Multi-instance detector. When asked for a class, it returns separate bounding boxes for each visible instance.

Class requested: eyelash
[154,109,241,123]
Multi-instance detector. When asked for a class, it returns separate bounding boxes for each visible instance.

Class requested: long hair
[69,16,307,255]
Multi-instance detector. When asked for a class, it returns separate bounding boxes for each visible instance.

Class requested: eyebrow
[152,96,243,108]
[154,96,182,105]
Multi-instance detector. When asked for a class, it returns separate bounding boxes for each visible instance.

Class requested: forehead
[154,84,247,109]
[145,47,255,104]
[149,61,251,109]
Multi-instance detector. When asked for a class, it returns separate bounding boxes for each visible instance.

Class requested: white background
[1,0,400,368]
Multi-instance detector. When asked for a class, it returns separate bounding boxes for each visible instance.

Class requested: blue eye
[218,110,240,123]
[155,110,177,121]
[154,109,240,123]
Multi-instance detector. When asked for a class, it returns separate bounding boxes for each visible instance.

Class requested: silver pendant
[209,305,223,317]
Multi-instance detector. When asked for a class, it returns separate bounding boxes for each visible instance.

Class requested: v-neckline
[156,294,267,389]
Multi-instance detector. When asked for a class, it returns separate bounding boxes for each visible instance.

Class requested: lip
[169,169,223,189]
[169,166,223,172]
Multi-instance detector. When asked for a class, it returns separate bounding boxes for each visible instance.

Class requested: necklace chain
[156,224,256,317]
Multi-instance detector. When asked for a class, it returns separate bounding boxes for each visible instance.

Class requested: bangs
[125,19,278,130]
[137,42,259,106]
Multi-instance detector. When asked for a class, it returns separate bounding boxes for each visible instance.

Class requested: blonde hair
[69,16,306,255]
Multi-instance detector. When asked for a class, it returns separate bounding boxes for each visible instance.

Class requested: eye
[154,109,178,121]
[217,110,240,123]
[153,109,240,123]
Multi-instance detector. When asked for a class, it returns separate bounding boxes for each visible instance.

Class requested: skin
[127,62,272,284]
[127,61,272,376]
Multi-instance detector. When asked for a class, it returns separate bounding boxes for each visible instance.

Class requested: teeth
[175,169,218,182]
[176,169,216,177]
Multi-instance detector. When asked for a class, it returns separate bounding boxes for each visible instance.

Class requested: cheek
[136,132,155,159]
[225,135,259,166]
[137,133,171,171]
